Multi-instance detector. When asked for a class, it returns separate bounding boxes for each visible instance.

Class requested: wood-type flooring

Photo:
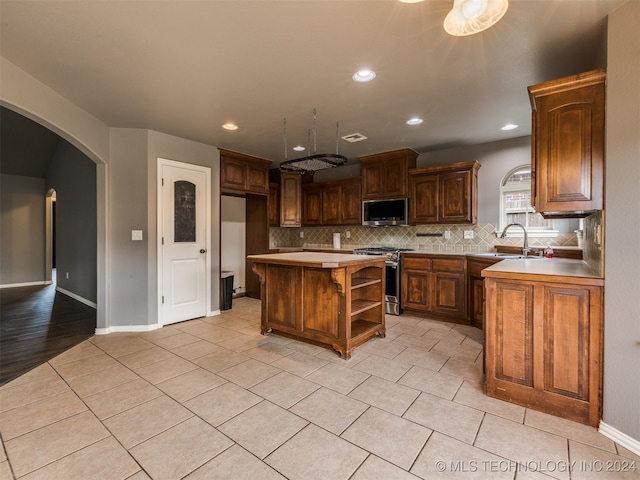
[0,276,96,385]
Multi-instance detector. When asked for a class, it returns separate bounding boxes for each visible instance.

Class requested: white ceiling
[0,0,627,170]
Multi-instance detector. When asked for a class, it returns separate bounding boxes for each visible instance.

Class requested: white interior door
[159,159,210,325]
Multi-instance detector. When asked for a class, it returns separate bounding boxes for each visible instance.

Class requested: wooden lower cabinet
[401,254,466,321]
[250,254,385,359]
[484,277,603,426]
[467,256,501,329]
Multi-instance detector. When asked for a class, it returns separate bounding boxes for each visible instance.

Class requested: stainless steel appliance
[353,246,414,315]
[362,198,409,226]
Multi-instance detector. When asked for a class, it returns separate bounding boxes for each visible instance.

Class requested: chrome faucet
[501,223,531,256]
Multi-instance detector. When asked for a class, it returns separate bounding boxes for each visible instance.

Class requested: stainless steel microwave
[362,198,409,226]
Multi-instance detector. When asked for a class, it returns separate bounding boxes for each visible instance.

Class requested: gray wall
[0,174,46,285]
[47,139,97,303]
[87,128,222,329]
[109,128,150,327]
[603,0,640,442]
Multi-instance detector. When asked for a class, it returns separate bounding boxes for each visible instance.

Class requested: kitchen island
[482,258,604,426]
[247,252,386,359]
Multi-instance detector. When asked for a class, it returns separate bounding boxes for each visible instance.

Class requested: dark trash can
[221,271,234,310]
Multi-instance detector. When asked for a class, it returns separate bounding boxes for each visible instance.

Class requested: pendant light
[443,0,509,36]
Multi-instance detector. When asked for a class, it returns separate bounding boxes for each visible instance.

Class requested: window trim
[497,165,558,238]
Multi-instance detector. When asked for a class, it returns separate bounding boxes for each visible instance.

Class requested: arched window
[499,165,556,237]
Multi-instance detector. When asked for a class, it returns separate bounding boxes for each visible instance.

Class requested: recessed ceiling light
[293,146,306,152]
[398,0,424,3]
[501,123,519,131]
[406,117,424,126]
[353,70,376,82]
[222,123,238,131]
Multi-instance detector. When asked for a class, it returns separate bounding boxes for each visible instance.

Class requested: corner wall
[602,0,640,446]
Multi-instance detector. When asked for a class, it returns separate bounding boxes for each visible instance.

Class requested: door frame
[157,157,212,327]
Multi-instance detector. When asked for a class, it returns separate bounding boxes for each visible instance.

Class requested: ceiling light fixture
[444,0,509,36]
[293,145,305,152]
[501,123,518,131]
[406,117,424,126]
[398,0,424,3]
[353,70,376,82]
[279,109,347,173]
[222,123,238,130]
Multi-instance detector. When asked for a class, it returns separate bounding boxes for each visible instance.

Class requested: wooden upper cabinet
[322,178,362,225]
[340,179,362,225]
[302,184,323,226]
[359,148,418,200]
[279,172,302,227]
[409,161,480,224]
[528,69,605,217]
[219,149,271,195]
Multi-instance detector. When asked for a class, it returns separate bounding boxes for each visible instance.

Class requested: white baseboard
[0,280,47,288]
[56,287,97,309]
[209,309,221,317]
[95,323,160,335]
[599,421,640,457]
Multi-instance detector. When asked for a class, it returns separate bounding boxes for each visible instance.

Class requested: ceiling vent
[341,133,368,143]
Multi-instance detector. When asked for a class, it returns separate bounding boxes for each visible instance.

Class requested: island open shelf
[248,252,386,359]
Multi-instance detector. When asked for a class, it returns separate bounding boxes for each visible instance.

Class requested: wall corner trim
[599,421,640,457]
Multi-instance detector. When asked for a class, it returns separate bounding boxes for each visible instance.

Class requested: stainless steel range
[353,246,414,315]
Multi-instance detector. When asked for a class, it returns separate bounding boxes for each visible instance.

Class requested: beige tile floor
[1,297,638,480]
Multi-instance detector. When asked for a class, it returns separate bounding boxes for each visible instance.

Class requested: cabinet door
[302,185,323,226]
[340,180,362,225]
[409,173,438,224]
[469,276,485,329]
[322,184,341,225]
[362,160,384,199]
[440,170,473,223]
[540,285,601,409]
[247,163,269,194]
[280,173,302,227]
[429,271,465,317]
[531,71,605,215]
[220,156,247,191]
[402,268,430,311]
[384,158,409,199]
[486,279,535,388]
[268,183,279,226]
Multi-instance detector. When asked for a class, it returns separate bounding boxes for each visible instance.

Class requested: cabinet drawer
[432,257,465,272]
[402,257,431,270]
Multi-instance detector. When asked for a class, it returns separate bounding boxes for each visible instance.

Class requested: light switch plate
[132,230,143,241]
[463,230,474,239]
[444,230,451,239]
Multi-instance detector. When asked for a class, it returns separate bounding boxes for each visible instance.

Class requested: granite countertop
[482,257,603,285]
[248,251,385,268]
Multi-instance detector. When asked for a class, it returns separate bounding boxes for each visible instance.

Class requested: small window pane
[174,181,196,242]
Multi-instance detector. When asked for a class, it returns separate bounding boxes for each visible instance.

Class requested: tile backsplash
[270,223,579,254]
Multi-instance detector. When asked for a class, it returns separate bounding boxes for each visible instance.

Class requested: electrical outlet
[463,230,474,239]
[299,231,304,238]
[345,231,351,239]
[444,230,451,239]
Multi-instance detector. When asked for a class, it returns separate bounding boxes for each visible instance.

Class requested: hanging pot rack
[279,109,347,172]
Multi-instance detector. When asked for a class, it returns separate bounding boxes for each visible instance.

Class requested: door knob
[200,249,207,254]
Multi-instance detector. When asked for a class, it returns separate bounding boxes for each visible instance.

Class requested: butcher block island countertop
[247,252,386,359]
